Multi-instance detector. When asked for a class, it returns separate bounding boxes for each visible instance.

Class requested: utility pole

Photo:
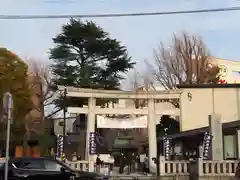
[62,87,67,159]
[3,92,13,180]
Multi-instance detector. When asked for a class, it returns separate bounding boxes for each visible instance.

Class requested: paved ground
[108,176,156,180]
[107,167,154,178]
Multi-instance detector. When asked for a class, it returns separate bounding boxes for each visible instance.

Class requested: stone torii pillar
[86,97,96,172]
[148,98,157,172]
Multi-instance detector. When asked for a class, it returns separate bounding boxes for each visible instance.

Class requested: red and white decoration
[219,79,227,84]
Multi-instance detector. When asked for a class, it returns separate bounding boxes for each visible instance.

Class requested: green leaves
[156,115,180,137]
[0,48,33,140]
[50,18,135,108]
[0,48,32,119]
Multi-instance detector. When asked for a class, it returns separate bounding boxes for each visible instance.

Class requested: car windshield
[56,160,77,171]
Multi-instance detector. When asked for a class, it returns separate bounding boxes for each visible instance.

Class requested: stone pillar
[198,144,203,158]
[86,97,96,172]
[148,98,157,173]
[237,129,240,159]
[159,156,165,176]
[189,158,203,180]
[209,114,223,160]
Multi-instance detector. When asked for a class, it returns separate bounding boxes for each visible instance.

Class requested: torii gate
[58,86,183,172]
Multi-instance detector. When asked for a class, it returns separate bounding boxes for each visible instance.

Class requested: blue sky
[1,0,240,71]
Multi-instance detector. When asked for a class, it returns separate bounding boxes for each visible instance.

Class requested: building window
[223,135,237,159]
[75,127,80,133]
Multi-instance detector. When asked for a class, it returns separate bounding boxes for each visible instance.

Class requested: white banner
[96,115,148,128]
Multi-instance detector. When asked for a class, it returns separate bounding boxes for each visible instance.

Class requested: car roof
[10,157,55,162]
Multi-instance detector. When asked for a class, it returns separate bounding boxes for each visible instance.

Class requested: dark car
[0,157,105,180]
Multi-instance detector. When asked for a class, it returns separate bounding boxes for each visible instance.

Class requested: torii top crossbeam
[58,86,183,99]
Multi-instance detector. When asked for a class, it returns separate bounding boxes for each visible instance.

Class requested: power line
[0,7,240,20]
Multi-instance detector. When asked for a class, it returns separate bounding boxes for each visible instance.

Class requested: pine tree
[50,18,135,108]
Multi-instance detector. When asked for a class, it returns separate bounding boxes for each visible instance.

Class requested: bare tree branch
[45,108,62,120]
[128,69,154,109]
[146,32,220,90]
[27,59,57,121]
[146,32,219,108]
[126,69,157,145]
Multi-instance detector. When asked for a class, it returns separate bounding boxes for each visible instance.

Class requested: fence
[159,157,238,176]
[66,158,238,176]
[66,159,112,174]
[66,160,89,171]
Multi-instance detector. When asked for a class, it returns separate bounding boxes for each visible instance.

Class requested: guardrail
[65,160,88,171]
[64,158,239,177]
[161,160,189,175]
[65,160,89,171]
[65,159,238,176]
[65,159,113,174]
[202,160,238,175]
[159,158,238,176]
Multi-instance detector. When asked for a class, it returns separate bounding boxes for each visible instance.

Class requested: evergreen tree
[156,115,180,138]
[50,18,135,108]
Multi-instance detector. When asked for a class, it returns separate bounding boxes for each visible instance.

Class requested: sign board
[203,132,212,159]
[89,132,96,155]
[163,137,172,160]
[2,92,13,123]
[96,115,148,128]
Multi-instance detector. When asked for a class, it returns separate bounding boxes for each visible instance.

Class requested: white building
[211,57,240,83]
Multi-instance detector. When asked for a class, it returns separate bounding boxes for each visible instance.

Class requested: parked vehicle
[0,157,106,180]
